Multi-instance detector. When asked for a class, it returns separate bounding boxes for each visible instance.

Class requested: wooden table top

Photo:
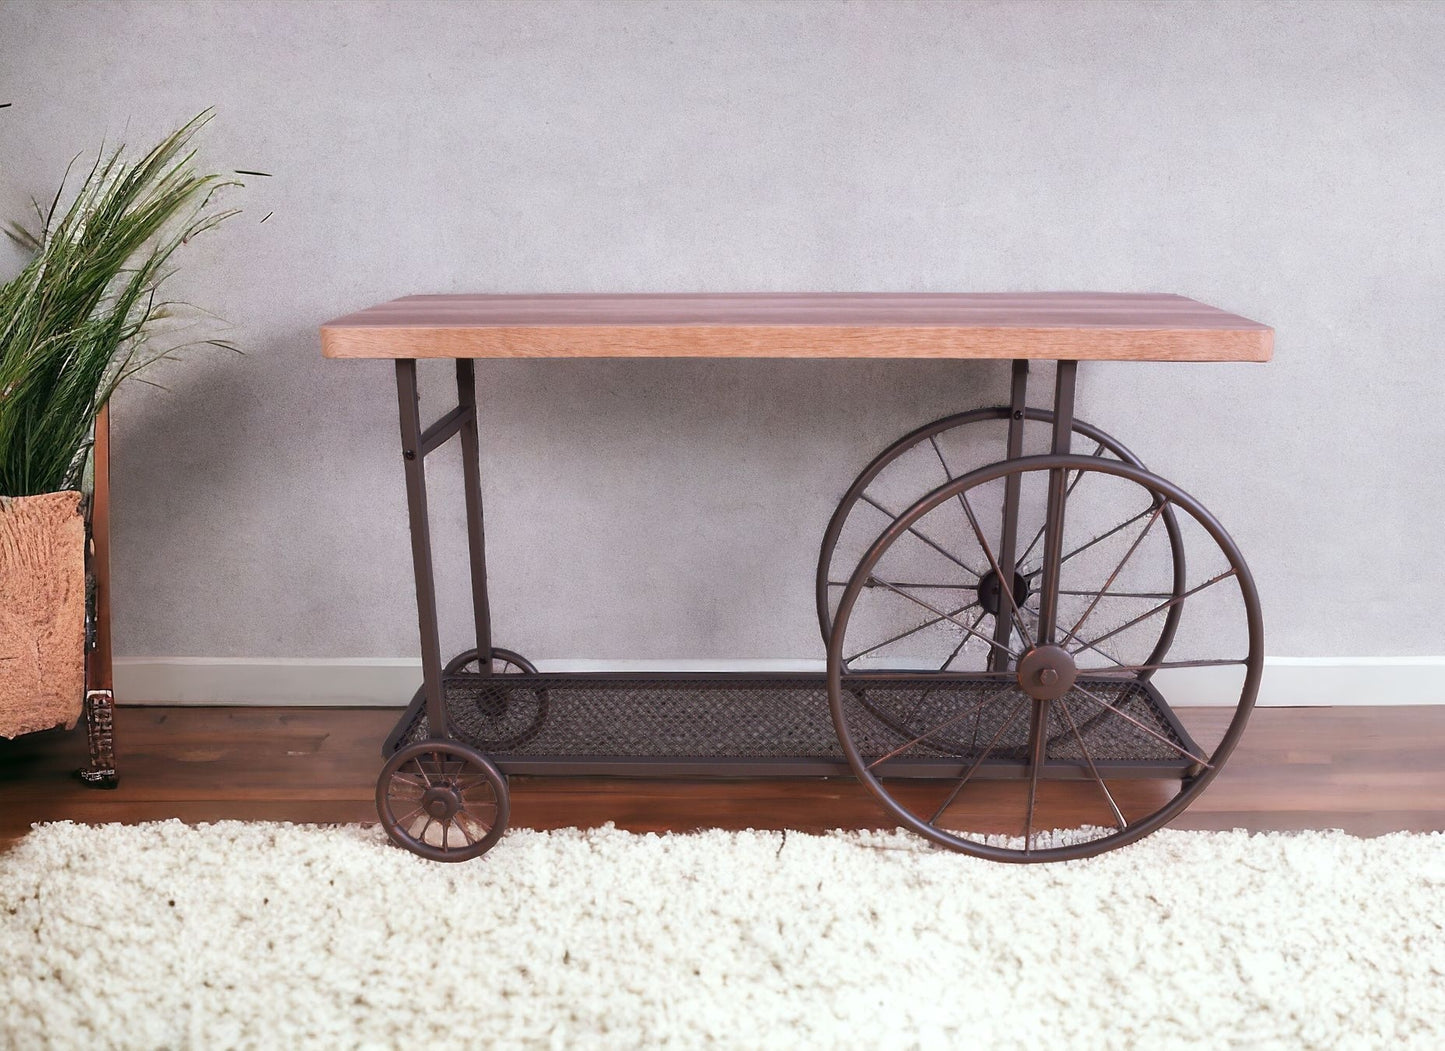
[320,292,1272,362]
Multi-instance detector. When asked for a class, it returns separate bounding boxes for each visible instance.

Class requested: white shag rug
[2,822,1443,1049]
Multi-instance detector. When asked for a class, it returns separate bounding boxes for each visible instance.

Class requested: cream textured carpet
[2,821,1443,1049]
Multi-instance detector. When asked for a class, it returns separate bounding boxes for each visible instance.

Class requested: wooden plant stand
[80,404,117,787]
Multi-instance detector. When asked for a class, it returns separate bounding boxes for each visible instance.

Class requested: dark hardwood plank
[2,705,1442,853]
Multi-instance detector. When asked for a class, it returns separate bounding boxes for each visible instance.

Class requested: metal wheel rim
[826,453,1263,863]
[444,646,539,677]
[377,739,510,862]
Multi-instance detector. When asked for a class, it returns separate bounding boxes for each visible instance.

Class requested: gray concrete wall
[2,0,1441,667]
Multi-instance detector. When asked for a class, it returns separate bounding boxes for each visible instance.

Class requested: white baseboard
[112,655,1445,707]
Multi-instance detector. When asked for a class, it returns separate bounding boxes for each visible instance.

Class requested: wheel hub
[421,786,460,821]
[1016,644,1077,701]
[977,568,1030,617]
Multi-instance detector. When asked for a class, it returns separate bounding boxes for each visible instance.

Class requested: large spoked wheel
[817,408,1184,664]
[826,454,1263,863]
[377,739,510,862]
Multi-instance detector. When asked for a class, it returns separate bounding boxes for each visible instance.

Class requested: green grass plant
[0,112,238,496]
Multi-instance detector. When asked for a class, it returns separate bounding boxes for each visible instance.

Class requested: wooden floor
[3,705,1443,853]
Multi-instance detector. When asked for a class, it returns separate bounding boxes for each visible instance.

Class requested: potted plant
[0,113,238,759]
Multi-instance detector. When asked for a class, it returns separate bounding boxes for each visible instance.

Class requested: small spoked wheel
[457,648,548,751]
[377,739,510,862]
[827,454,1263,862]
[410,647,548,751]
[381,649,533,859]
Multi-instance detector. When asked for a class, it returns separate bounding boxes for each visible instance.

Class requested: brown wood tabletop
[320,292,1273,362]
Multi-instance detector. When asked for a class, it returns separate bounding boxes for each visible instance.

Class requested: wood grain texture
[2,705,1440,852]
[0,492,86,739]
[321,292,1273,362]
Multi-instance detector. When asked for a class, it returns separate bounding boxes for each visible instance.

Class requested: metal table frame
[390,355,1209,776]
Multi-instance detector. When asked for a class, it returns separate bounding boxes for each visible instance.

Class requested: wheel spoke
[928,698,1029,824]
[860,493,986,579]
[427,757,462,780]
[866,684,1017,770]
[1026,505,1154,580]
[1016,442,1104,568]
[967,691,984,754]
[450,818,475,847]
[849,667,1019,680]
[957,490,1035,651]
[1023,716,1042,854]
[844,601,980,665]
[1066,502,1167,644]
[928,434,955,484]
[830,580,977,590]
[1080,658,1248,677]
[929,434,983,552]
[1056,695,1127,831]
[1023,787,1035,852]
[938,609,988,671]
[1056,589,1173,599]
[1070,683,1213,767]
[867,578,1020,661]
[1031,609,1130,669]
[901,618,989,726]
[1014,600,1083,659]
[1022,695,1056,856]
[1071,569,1236,656]
[394,805,426,829]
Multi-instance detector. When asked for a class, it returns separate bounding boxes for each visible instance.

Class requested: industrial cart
[321,292,1270,864]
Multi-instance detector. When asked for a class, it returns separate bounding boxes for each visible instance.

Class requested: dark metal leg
[78,689,117,787]
[988,360,1030,672]
[396,360,448,739]
[1036,361,1077,644]
[455,360,494,674]
[1024,361,1077,827]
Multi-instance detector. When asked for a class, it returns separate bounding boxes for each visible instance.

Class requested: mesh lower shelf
[385,671,1201,779]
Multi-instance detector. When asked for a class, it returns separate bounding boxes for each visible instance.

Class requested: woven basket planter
[0,491,87,739]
